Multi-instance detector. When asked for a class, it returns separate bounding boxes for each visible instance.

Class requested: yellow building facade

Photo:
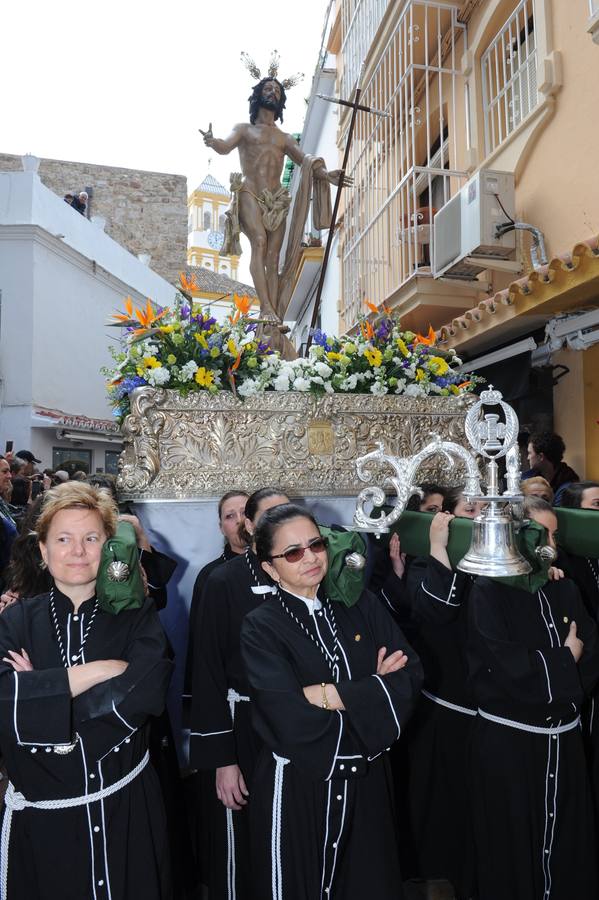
[187,174,240,280]
[335,0,599,477]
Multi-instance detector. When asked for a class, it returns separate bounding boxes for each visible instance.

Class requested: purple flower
[116,375,147,398]
[245,323,258,334]
[376,322,390,340]
[257,341,270,353]
[402,361,411,369]
[435,376,449,388]
[180,305,191,320]
[202,317,217,330]
[311,329,328,347]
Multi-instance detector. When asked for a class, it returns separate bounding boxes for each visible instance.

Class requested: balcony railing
[481,0,538,156]
[341,1,467,328]
[340,0,389,99]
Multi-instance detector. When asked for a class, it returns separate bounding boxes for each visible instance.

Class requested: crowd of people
[0,431,596,899]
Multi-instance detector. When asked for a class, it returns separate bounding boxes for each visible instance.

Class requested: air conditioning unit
[433,169,518,280]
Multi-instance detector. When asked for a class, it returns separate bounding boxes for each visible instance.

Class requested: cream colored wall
[552,348,587,477]
[583,343,599,480]
[463,0,599,256]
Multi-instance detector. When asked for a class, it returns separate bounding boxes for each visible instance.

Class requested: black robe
[560,553,599,816]
[468,576,599,900]
[0,589,173,900]
[182,543,239,891]
[189,550,272,900]
[400,556,476,899]
[240,587,423,900]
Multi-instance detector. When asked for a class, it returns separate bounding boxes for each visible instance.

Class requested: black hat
[16,450,41,464]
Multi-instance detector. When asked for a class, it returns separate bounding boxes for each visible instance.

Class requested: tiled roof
[194,174,230,197]
[185,266,258,298]
[436,236,599,348]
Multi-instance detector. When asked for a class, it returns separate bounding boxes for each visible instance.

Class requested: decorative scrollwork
[353,436,482,532]
[116,389,476,500]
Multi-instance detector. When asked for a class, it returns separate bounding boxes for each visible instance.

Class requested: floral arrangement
[105,281,479,422]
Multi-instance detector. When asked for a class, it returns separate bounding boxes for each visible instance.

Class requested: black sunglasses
[270,537,328,564]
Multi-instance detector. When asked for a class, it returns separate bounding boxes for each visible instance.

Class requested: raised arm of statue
[199,122,244,155]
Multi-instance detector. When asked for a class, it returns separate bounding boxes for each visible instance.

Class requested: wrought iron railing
[481,0,538,156]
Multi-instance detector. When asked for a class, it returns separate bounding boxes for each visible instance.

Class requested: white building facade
[283,2,343,350]
[0,166,177,474]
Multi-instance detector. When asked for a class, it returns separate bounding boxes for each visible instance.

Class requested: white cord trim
[422,689,477,717]
[325,712,344,782]
[226,807,236,900]
[12,673,57,747]
[190,729,233,737]
[79,736,98,900]
[536,650,553,704]
[271,754,289,900]
[421,581,460,607]
[478,709,580,735]
[111,700,134,733]
[381,590,396,614]
[0,751,149,900]
[372,674,401,740]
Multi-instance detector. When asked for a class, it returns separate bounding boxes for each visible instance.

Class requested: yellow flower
[142,356,160,369]
[159,325,175,334]
[195,333,208,349]
[327,351,341,362]
[396,338,409,357]
[450,384,460,395]
[364,348,383,368]
[166,354,177,365]
[136,366,144,377]
[227,339,238,356]
[415,368,426,382]
[194,367,215,387]
[210,347,220,358]
[428,356,449,376]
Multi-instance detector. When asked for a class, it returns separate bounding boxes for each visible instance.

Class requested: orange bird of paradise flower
[179,272,198,294]
[230,293,253,324]
[365,300,379,314]
[413,325,437,346]
[360,319,375,341]
[111,296,135,323]
[110,297,169,337]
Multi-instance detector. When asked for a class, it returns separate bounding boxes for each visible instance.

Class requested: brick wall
[0,152,187,285]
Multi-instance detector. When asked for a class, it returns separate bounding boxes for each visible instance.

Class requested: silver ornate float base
[117,387,476,500]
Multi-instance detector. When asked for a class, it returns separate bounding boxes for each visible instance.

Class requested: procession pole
[304,68,366,356]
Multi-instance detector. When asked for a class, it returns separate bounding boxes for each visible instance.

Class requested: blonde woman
[0,482,173,899]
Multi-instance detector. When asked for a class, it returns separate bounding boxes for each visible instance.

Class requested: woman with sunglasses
[189,486,289,900]
[241,504,423,900]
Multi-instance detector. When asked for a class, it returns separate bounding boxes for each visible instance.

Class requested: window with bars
[340,1,467,327]
[340,0,389,98]
[203,210,212,231]
[481,0,538,156]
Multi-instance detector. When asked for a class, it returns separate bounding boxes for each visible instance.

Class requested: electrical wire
[494,193,515,224]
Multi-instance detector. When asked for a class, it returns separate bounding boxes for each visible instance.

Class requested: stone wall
[0,152,187,285]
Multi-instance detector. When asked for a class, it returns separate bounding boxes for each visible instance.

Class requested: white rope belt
[0,750,149,900]
[271,753,289,900]
[224,690,250,900]
[478,709,581,735]
[422,689,477,717]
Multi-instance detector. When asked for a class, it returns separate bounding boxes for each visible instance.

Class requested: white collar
[282,589,322,615]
